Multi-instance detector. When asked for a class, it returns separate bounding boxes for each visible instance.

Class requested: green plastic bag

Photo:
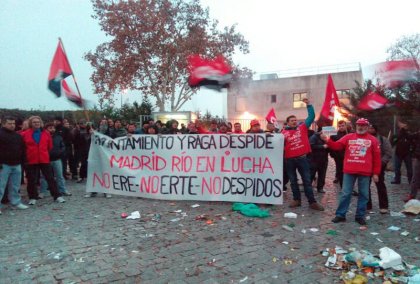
[232,203,271,218]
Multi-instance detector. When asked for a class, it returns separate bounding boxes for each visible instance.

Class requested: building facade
[227,64,363,129]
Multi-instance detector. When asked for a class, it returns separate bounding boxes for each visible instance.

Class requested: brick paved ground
[0,160,418,283]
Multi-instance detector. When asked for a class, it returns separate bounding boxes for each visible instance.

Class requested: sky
[0,0,419,117]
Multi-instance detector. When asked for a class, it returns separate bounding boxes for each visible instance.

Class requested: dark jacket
[73,127,91,157]
[55,124,72,147]
[0,127,25,165]
[49,133,65,161]
[393,128,414,158]
[410,132,420,160]
[112,127,127,138]
[309,132,329,162]
[330,130,347,160]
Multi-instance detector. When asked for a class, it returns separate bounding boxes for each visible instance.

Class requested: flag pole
[58,37,90,122]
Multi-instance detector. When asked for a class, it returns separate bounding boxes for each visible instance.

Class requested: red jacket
[281,124,312,158]
[327,132,381,176]
[21,129,52,164]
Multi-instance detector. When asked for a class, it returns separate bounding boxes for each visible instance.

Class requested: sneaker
[62,191,72,196]
[379,209,389,214]
[84,193,97,198]
[28,199,37,205]
[289,200,302,208]
[403,195,415,202]
[55,197,66,203]
[38,193,44,199]
[355,217,367,225]
[77,178,85,183]
[14,203,29,210]
[105,194,112,198]
[309,202,325,211]
[332,216,346,223]
[317,189,326,193]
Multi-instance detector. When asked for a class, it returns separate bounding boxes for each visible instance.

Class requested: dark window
[271,94,277,103]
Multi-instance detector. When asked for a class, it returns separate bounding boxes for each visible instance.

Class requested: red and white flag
[374,60,419,88]
[265,108,280,128]
[358,92,389,111]
[62,79,83,107]
[319,74,340,125]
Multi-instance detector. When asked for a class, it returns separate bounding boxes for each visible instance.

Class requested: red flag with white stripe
[358,92,389,111]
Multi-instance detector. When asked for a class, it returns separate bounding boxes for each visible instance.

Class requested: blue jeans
[285,155,316,203]
[336,174,370,219]
[393,154,413,183]
[40,160,67,194]
[0,164,22,207]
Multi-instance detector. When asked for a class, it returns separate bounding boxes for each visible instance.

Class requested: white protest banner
[87,132,284,204]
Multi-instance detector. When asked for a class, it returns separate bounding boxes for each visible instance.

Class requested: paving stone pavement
[0,160,419,284]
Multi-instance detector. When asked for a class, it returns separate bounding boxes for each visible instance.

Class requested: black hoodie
[0,127,25,165]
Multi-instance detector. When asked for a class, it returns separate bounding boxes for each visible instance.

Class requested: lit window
[271,94,277,103]
[293,92,308,108]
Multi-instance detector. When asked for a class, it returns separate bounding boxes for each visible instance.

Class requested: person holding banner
[321,118,381,225]
[233,122,244,134]
[248,120,264,134]
[281,98,324,211]
[265,122,279,133]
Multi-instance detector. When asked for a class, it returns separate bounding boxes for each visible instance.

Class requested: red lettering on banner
[93,172,110,188]
[171,155,194,173]
[139,176,160,194]
[172,156,181,172]
[110,155,123,168]
[196,156,215,172]
[141,156,152,170]
[201,177,222,195]
[220,156,274,174]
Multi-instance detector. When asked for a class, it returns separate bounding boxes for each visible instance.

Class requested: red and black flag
[62,79,84,107]
[357,92,389,111]
[319,74,340,126]
[187,55,232,91]
[48,42,72,97]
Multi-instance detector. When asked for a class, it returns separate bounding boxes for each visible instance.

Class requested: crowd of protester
[0,104,419,224]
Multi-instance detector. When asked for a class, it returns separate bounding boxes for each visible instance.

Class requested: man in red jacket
[321,118,381,225]
[21,116,65,205]
[281,98,324,211]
